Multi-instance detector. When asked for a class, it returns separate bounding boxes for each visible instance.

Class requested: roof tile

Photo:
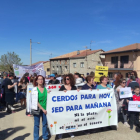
[101,43,140,55]
[31,61,49,66]
[50,49,103,60]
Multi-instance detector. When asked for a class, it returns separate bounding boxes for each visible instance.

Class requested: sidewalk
[1,104,140,140]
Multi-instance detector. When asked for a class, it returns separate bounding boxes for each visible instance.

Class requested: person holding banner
[127,86,140,130]
[82,76,95,90]
[116,79,130,127]
[58,74,77,139]
[96,76,112,89]
[31,75,49,140]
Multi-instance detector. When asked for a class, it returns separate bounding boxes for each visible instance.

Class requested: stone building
[50,50,88,75]
[50,49,104,75]
[70,49,105,75]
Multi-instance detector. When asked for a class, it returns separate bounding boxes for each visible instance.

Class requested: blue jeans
[34,110,48,140]
[16,93,20,102]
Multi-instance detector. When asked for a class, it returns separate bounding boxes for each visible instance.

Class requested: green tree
[0,52,22,72]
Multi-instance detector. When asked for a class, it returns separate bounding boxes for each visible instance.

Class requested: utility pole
[30,39,32,66]
[30,39,41,66]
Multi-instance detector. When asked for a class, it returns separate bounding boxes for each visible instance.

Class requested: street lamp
[30,39,41,66]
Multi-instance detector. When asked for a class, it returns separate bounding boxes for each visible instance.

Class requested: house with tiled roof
[50,49,104,75]
[70,49,104,75]
[101,43,140,78]
[31,61,50,75]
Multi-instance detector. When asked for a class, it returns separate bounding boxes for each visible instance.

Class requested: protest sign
[13,63,44,77]
[47,85,61,90]
[26,84,61,112]
[119,87,132,99]
[128,101,140,112]
[26,84,33,112]
[94,66,108,82]
[47,89,117,135]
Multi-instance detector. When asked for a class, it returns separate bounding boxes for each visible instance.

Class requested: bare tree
[0,52,22,72]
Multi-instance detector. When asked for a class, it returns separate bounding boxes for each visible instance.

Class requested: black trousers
[129,112,139,128]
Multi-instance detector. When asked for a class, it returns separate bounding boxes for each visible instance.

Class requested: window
[111,56,118,64]
[80,62,84,68]
[73,63,76,68]
[52,66,55,70]
[108,72,113,78]
[120,55,129,64]
[65,66,67,71]
[47,68,50,72]
[57,66,58,72]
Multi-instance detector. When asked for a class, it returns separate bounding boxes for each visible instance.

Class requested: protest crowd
[0,69,140,140]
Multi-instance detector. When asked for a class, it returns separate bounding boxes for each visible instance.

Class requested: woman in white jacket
[30,75,49,140]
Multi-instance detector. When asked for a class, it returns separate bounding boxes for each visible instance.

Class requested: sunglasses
[66,78,70,81]
[122,82,126,84]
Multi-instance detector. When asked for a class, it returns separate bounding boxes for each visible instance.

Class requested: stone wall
[50,59,70,75]
[70,50,104,75]
[43,62,50,75]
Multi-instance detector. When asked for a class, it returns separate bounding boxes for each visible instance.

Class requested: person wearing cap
[48,74,60,85]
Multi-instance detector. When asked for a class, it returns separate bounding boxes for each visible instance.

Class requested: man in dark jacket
[48,74,60,85]
[1,73,8,110]
[4,72,17,113]
[128,76,139,92]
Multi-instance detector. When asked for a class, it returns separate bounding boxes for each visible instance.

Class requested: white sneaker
[5,107,7,111]
[10,106,15,111]
[71,135,75,138]
[124,122,130,127]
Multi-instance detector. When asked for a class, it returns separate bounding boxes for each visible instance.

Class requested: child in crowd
[127,86,140,130]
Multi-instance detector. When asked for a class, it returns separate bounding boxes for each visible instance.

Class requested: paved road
[0,104,140,140]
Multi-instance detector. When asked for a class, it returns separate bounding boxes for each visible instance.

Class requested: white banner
[119,87,132,99]
[128,101,140,112]
[13,63,44,77]
[47,89,117,135]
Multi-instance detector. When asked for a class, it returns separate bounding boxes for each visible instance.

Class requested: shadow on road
[0,126,25,140]
[13,133,30,140]
[0,111,11,119]
[135,126,140,133]
[0,104,25,119]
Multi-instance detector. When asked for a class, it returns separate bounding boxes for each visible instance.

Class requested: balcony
[105,62,134,71]
[114,63,118,68]
[120,63,124,68]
